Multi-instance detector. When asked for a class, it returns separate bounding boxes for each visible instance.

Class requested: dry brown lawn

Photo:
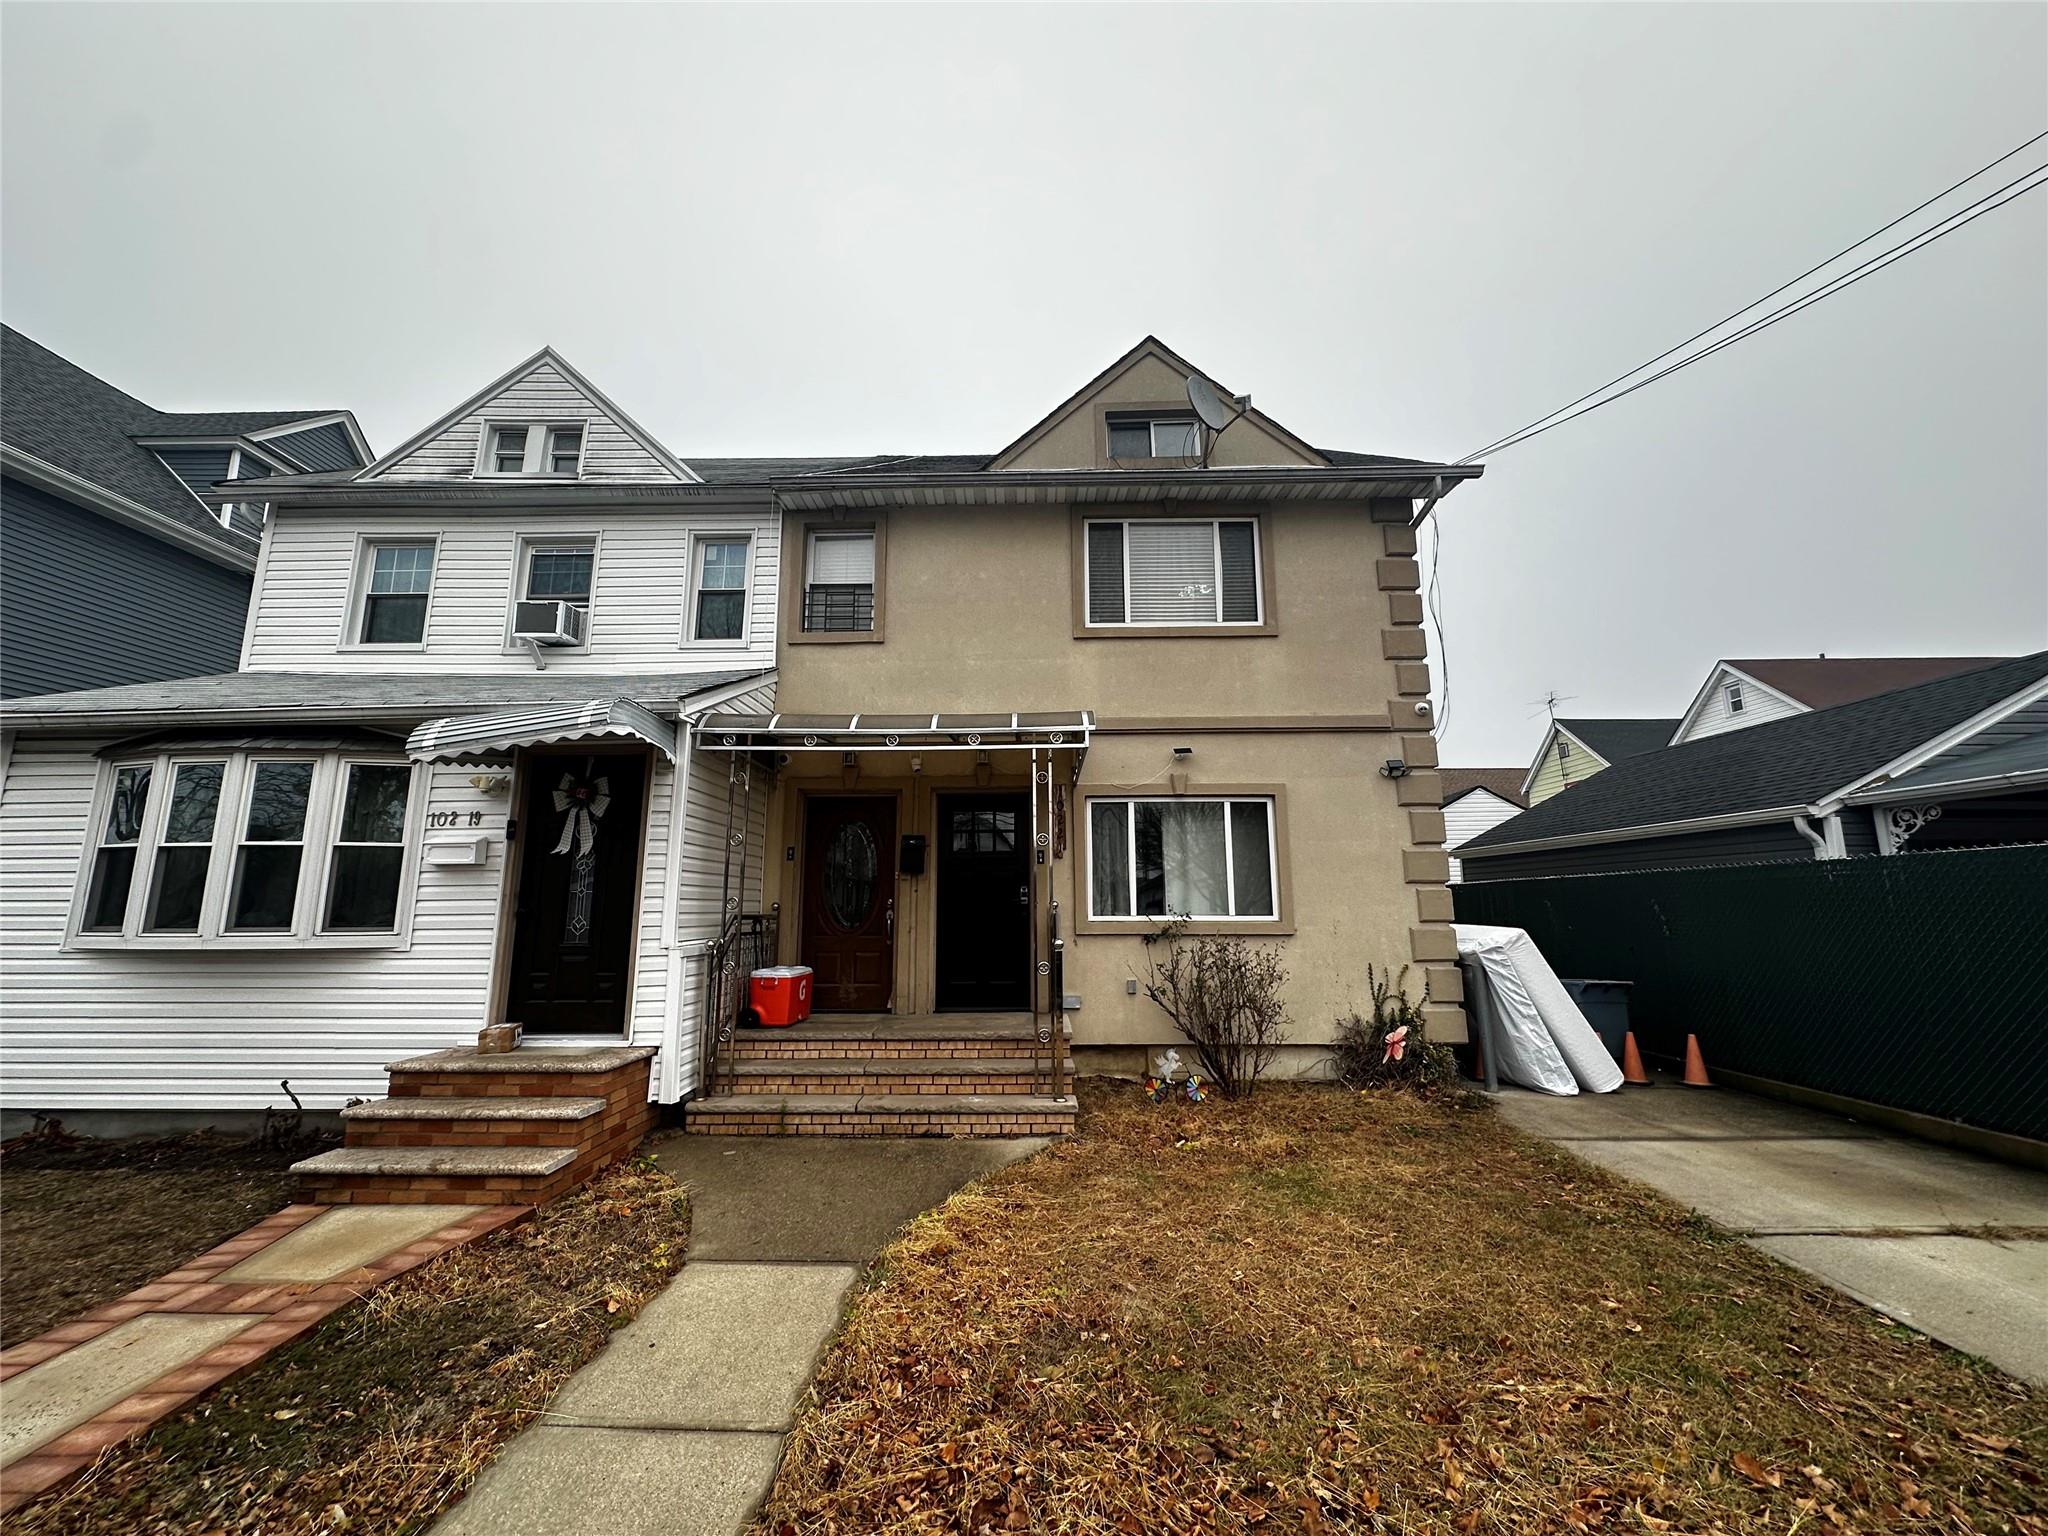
[756,1083,2044,1536]
[11,1157,688,1536]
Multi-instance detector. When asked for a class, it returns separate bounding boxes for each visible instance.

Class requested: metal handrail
[699,908,778,1096]
[1045,897,1067,1099]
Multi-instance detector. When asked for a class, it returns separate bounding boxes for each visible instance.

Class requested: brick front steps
[686,1092,1077,1137]
[726,1056,1075,1095]
[292,1045,657,1205]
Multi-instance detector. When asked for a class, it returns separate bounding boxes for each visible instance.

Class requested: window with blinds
[804,529,876,632]
[1083,518,1260,627]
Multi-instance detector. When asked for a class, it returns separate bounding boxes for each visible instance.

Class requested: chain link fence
[1453,843,2048,1142]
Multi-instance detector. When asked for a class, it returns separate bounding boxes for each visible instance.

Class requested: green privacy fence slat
[1453,844,2048,1142]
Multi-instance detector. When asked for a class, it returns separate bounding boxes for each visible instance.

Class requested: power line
[1473,164,2046,460]
[1459,130,2048,464]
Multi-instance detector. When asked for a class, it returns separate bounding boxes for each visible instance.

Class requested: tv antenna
[1185,375,1250,467]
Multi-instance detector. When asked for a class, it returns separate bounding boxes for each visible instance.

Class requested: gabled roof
[1669,656,2005,742]
[1848,731,2048,803]
[0,325,367,564]
[1557,718,1682,763]
[989,336,1333,471]
[1440,769,1528,807]
[1465,653,2048,857]
[359,346,698,484]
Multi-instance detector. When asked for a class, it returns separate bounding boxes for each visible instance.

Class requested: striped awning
[406,697,679,764]
[687,709,1092,753]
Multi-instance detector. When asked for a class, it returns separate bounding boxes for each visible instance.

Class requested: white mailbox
[424,837,491,867]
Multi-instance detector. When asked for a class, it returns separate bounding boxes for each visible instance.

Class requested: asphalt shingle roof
[1463,653,2048,854]
[0,326,355,556]
[1730,656,2003,711]
[1439,769,1528,807]
[1556,718,1679,763]
[0,668,773,728]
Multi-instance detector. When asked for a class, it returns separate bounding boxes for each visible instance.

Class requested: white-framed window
[354,539,437,646]
[688,535,752,643]
[481,422,585,477]
[70,751,422,948]
[1725,681,1745,714]
[1087,796,1278,920]
[802,529,875,633]
[1084,518,1261,627]
[508,537,596,648]
[1557,736,1572,762]
[1107,415,1201,460]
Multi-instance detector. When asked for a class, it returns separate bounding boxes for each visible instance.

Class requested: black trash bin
[1561,979,1633,1063]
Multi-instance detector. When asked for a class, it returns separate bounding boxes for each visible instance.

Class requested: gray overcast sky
[4,3,2043,763]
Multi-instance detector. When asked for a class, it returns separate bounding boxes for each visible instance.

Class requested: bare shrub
[1332,963,1457,1092]
[1141,919,1288,1098]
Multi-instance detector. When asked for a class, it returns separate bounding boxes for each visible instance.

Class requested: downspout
[1411,473,1447,528]
[660,717,697,1104]
[1792,812,1836,860]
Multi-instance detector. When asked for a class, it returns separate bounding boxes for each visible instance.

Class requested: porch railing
[1042,898,1069,1099]
[698,908,778,1097]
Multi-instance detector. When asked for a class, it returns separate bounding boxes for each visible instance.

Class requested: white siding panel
[1443,789,1523,883]
[1674,667,1808,742]
[243,508,779,675]
[0,741,510,1111]
[375,362,677,482]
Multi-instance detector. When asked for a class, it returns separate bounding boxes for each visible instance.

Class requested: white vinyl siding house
[242,509,779,675]
[1670,664,1808,743]
[1443,787,1523,883]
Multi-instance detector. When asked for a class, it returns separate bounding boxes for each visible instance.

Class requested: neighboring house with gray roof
[1461,653,2048,879]
[1667,655,2003,744]
[0,325,373,697]
[1523,716,1680,804]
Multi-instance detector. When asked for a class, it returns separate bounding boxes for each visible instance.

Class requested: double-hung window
[72,752,420,947]
[691,537,750,642]
[1088,796,1278,921]
[1725,681,1745,715]
[1085,518,1261,628]
[485,423,584,477]
[802,529,875,633]
[358,541,436,645]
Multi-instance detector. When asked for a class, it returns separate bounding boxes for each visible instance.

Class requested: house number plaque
[425,809,490,830]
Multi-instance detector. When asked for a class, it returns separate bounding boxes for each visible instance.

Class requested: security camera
[1412,699,1433,717]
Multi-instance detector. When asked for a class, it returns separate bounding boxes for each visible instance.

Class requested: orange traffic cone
[1682,1034,1712,1087]
[1620,1031,1651,1086]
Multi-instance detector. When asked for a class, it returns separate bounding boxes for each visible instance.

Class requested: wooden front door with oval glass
[801,796,896,1012]
[506,752,646,1035]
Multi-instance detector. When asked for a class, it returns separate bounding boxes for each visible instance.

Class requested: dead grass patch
[0,1129,333,1348]
[756,1083,2044,1535]
[11,1156,688,1536]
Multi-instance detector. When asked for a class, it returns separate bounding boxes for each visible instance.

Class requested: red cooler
[744,966,814,1028]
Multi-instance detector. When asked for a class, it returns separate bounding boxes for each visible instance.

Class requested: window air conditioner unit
[512,600,587,646]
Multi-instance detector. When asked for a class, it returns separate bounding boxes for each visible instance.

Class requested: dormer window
[1107,414,1200,461]
[483,423,584,477]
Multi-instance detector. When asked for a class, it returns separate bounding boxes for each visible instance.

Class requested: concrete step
[685,1092,1077,1138]
[724,1057,1071,1095]
[386,1045,657,1076]
[291,1144,583,1207]
[341,1095,610,1150]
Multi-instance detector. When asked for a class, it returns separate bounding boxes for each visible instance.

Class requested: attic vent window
[483,423,584,477]
[1725,681,1745,714]
[1107,415,1200,461]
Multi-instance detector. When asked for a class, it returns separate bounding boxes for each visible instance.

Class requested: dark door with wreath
[800,796,896,1012]
[506,752,646,1034]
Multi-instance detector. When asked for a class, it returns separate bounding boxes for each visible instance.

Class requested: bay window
[1088,796,1278,921]
[71,751,421,947]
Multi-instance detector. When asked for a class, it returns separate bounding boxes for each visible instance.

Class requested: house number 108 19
[426,810,487,829]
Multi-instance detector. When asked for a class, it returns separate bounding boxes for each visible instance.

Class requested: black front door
[935,793,1030,1011]
[506,752,646,1034]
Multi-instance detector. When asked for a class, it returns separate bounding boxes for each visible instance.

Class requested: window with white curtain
[1088,796,1277,920]
[71,752,420,946]
[1084,518,1261,627]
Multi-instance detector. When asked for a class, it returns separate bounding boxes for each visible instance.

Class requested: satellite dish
[1186,374,1236,432]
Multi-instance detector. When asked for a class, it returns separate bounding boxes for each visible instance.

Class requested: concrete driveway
[1492,1076,2048,1385]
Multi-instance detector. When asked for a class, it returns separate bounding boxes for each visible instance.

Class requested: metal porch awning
[686,709,1092,757]
[406,697,679,764]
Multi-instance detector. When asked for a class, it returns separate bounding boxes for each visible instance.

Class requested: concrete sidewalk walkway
[436,1135,1045,1536]
[1493,1075,2048,1383]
